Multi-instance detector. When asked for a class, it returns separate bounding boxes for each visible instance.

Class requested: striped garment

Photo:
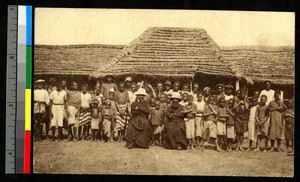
[115,115,130,132]
[79,109,91,126]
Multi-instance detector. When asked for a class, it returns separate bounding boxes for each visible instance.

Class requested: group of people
[34,75,294,155]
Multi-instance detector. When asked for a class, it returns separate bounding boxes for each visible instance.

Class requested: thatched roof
[221,46,295,85]
[34,44,124,75]
[90,27,237,79]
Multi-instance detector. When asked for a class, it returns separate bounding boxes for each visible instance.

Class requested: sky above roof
[35,8,295,47]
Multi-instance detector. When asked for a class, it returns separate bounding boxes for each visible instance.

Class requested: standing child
[100,100,116,142]
[248,98,258,150]
[163,80,172,96]
[90,100,100,142]
[190,83,200,102]
[149,97,157,110]
[283,99,294,154]
[159,93,168,145]
[159,93,168,111]
[149,100,164,146]
[226,99,236,152]
[77,84,92,141]
[203,87,212,103]
[179,93,189,106]
[268,91,285,152]
[182,95,197,149]
[202,96,219,151]
[194,93,205,149]
[107,88,118,112]
[181,84,190,95]
[234,101,249,151]
[166,94,172,107]
[253,95,269,152]
[216,98,229,151]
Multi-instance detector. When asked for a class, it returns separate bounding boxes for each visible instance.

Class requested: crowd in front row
[34,75,294,155]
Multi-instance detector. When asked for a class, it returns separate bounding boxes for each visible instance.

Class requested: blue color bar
[26,6,32,46]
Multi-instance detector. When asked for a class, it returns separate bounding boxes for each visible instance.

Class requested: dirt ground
[33,138,294,177]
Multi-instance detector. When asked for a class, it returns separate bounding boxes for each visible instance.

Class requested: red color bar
[24,131,31,174]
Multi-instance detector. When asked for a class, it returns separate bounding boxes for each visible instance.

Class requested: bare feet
[252,147,260,152]
[239,146,245,151]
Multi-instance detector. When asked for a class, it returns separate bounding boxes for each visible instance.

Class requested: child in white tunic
[248,98,258,150]
[182,95,197,149]
[194,93,205,149]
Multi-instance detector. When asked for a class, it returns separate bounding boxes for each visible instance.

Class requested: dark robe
[126,100,152,148]
[163,104,187,150]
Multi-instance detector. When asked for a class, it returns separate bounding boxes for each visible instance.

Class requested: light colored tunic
[34,89,49,113]
[50,90,66,127]
[81,93,91,108]
[194,101,205,137]
[50,90,67,105]
[179,101,188,107]
[259,89,275,105]
[248,105,258,142]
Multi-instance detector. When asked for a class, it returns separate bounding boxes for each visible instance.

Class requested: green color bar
[26,46,31,89]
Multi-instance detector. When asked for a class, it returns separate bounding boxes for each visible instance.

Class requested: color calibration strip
[6,5,32,174]
[24,5,32,174]
[17,5,32,174]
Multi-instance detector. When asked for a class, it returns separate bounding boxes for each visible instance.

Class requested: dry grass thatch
[34,44,124,75]
[34,28,294,85]
[221,47,295,85]
[90,27,237,79]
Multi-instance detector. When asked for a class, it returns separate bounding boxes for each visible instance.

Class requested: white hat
[124,76,132,82]
[35,79,45,83]
[171,92,182,100]
[203,87,211,92]
[109,88,115,93]
[135,88,147,96]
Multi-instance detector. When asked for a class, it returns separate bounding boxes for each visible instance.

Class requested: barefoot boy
[216,98,229,151]
[100,100,116,142]
[90,100,100,142]
[283,99,294,154]
[202,96,219,151]
[234,101,249,151]
[254,95,269,152]
[149,100,164,146]
[182,95,197,149]
[226,99,236,152]
[194,93,205,149]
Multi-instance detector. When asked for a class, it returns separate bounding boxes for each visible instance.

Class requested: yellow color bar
[25,89,31,131]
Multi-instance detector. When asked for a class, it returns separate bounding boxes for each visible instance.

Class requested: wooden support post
[235,79,240,91]
[190,79,193,92]
[96,78,100,87]
[280,91,284,101]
